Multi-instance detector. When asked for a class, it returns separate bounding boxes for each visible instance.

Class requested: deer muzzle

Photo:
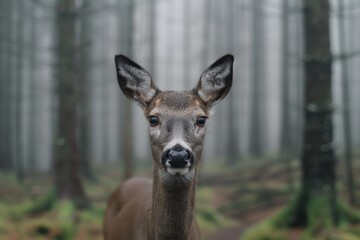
[161,144,194,175]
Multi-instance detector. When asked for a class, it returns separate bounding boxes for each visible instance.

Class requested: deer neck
[150,167,198,240]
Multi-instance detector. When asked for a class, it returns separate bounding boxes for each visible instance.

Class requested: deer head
[115,54,233,189]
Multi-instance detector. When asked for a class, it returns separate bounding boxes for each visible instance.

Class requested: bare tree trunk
[54,0,89,208]
[148,0,156,77]
[280,0,294,191]
[226,0,239,162]
[201,0,211,69]
[5,0,14,170]
[119,0,135,180]
[78,0,95,181]
[0,0,7,169]
[248,0,265,157]
[290,0,338,226]
[27,0,38,173]
[338,0,356,205]
[15,0,25,183]
[183,0,191,88]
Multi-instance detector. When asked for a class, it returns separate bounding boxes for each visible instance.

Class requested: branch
[333,50,360,61]
[30,0,56,12]
[78,2,115,16]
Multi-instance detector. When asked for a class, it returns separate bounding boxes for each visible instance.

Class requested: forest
[0,0,360,239]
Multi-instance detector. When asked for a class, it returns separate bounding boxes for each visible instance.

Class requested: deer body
[103,54,234,240]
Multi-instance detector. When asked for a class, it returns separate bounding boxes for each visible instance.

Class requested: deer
[103,54,234,240]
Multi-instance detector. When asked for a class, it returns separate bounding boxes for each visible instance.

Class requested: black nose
[168,148,188,161]
[162,144,194,168]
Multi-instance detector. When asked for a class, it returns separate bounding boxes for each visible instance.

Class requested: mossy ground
[241,194,360,240]
[0,163,233,240]
[1,156,359,240]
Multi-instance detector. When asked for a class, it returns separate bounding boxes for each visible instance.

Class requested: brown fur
[104,54,233,240]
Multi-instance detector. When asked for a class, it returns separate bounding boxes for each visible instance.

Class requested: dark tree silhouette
[118,0,135,180]
[290,0,338,226]
[53,0,89,208]
[248,0,265,157]
[338,0,356,206]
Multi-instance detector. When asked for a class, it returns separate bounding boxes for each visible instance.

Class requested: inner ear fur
[115,54,158,108]
[195,54,234,108]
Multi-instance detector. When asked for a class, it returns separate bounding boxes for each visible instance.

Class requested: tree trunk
[183,0,191,88]
[27,0,38,173]
[4,0,14,170]
[248,0,265,157]
[0,0,8,169]
[338,0,356,206]
[226,0,239,162]
[78,0,95,181]
[280,0,294,191]
[119,0,135,180]
[54,0,89,208]
[15,0,25,183]
[290,0,337,226]
[148,0,156,77]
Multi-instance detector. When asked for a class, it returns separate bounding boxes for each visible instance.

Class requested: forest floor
[0,156,359,240]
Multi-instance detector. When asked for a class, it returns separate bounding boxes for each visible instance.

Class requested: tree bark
[280,0,294,191]
[27,0,39,173]
[338,0,356,206]
[226,0,239,162]
[54,0,89,208]
[119,0,135,180]
[15,0,25,183]
[0,0,8,169]
[248,0,265,157]
[78,0,95,181]
[2,0,14,170]
[290,0,338,226]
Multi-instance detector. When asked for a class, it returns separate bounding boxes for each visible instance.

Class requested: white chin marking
[167,167,189,176]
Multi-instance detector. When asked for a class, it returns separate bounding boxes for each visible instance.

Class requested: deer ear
[115,54,158,108]
[194,54,234,108]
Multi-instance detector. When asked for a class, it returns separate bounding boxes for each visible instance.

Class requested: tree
[1,0,14,170]
[78,0,96,181]
[280,0,294,191]
[338,0,356,206]
[118,0,135,180]
[243,1,360,238]
[14,0,25,183]
[53,0,89,208]
[226,0,240,162]
[148,0,156,77]
[27,0,40,173]
[290,0,338,226]
[0,0,9,169]
[248,0,265,157]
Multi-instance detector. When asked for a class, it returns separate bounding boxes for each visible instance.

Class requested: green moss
[79,203,105,224]
[11,190,56,219]
[241,220,286,240]
[240,188,360,240]
[55,200,76,240]
[337,201,360,224]
[306,193,334,233]
[196,187,235,234]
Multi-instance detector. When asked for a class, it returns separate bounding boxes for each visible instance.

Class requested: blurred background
[0,0,359,239]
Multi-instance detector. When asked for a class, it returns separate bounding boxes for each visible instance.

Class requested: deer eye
[196,116,207,127]
[148,116,159,126]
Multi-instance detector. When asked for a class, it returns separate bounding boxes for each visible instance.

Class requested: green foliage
[56,200,76,239]
[241,220,286,240]
[196,187,235,234]
[337,201,360,224]
[240,190,360,240]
